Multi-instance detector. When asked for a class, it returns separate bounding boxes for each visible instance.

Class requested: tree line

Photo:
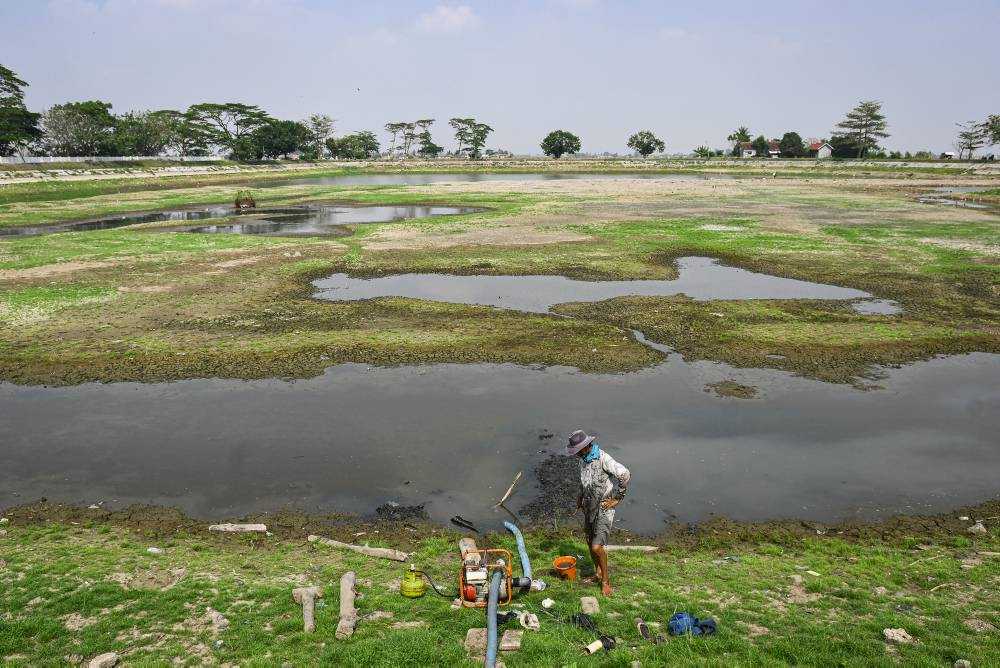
[3,65,997,161]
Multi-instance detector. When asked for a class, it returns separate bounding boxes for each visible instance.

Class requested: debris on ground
[464,628,521,657]
[88,652,118,668]
[292,586,323,634]
[967,521,987,535]
[606,545,659,553]
[500,630,523,651]
[581,596,600,614]
[518,612,540,631]
[205,607,229,631]
[336,573,357,639]
[873,586,889,596]
[307,535,408,562]
[963,618,994,633]
[883,628,915,645]
[146,547,162,555]
[541,598,555,609]
[390,621,427,629]
[208,523,267,533]
[464,628,488,655]
[363,610,394,622]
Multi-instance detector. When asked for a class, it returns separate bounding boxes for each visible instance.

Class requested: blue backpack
[668,612,717,637]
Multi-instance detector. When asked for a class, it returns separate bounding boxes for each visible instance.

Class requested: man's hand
[600,498,619,510]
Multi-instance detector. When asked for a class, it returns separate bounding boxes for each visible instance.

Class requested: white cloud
[417,4,479,33]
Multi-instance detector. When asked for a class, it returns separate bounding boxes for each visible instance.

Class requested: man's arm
[602,454,631,506]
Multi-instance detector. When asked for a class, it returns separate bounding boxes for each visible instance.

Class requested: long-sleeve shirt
[578,450,631,515]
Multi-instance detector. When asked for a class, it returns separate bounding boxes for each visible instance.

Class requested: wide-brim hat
[565,429,596,456]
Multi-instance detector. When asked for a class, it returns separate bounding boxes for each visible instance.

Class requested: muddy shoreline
[4,495,997,548]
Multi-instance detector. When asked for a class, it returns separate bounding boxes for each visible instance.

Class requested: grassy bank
[1,504,997,666]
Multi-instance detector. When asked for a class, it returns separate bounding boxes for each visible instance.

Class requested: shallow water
[314,256,873,313]
[1,353,997,532]
[1,204,479,238]
[268,171,736,188]
[917,186,997,212]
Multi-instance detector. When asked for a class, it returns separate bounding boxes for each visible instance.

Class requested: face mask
[583,443,601,463]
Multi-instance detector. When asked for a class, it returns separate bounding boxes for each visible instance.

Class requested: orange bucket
[553,555,578,581]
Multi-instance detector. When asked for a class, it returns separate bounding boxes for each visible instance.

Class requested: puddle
[2,353,997,531]
[0,204,480,238]
[185,205,481,237]
[313,256,872,313]
[852,299,903,315]
[917,186,997,212]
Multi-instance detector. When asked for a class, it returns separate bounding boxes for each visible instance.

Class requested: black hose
[412,570,456,598]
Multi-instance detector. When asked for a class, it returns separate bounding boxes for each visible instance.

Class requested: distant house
[738,142,756,158]
[808,141,833,159]
[766,140,781,158]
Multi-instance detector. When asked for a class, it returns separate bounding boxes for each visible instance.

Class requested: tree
[832,100,889,158]
[829,134,860,158]
[448,117,475,156]
[751,135,769,158]
[540,130,581,159]
[185,102,271,153]
[303,114,335,159]
[40,100,117,156]
[954,121,985,160]
[778,131,805,158]
[469,122,493,159]
[693,145,713,158]
[626,130,665,157]
[151,110,210,156]
[252,120,313,159]
[384,122,406,157]
[326,131,380,159]
[0,107,42,157]
[417,131,443,157]
[0,65,42,157]
[413,119,441,158]
[982,114,1000,146]
[0,64,30,108]
[113,110,179,156]
[726,126,751,156]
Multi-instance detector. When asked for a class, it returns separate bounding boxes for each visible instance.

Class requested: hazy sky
[3,0,998,154]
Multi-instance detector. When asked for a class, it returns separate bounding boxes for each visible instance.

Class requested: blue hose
[485,570,503,668]
[503,521,532,582]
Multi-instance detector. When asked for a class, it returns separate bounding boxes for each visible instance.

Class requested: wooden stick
[208,523,267,533]
[335,571,358,639]
[494,471,523,508]
[605,545,659,553]
[929,582,956,592]
[308,535,408,562]
[907,554,945,567]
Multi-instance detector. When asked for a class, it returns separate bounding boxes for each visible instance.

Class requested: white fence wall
[0,155,221,165]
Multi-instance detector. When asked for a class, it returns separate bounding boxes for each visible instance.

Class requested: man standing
[566,429,630,596]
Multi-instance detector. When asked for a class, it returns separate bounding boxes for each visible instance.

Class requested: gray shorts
[584,508,615,546]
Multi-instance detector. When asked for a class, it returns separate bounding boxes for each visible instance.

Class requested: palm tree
[727,126,751,156]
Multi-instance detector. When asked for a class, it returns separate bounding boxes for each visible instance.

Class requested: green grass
[1,519,997,666]
[1,170,997,385]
